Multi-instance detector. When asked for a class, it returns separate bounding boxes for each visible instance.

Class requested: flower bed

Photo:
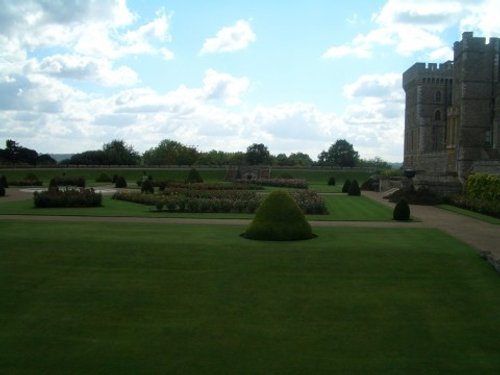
[113,188,328,215]
[238,178,308,189]
[34,188,102,208]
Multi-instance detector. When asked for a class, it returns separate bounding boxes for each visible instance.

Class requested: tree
[143,139,198,166]
[319,139,359,167]
[288,152,313,166]
[102,140,140,165]
[245,143,271,165]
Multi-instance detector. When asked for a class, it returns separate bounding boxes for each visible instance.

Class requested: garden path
[1,187,499,271]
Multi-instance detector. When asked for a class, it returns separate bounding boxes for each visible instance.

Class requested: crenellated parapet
[403,62,453,90]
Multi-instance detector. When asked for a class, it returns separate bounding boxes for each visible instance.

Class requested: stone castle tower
[403,32,500,194]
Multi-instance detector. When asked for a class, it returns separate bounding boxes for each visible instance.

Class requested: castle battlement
[403,62,453,88]
[454,32,500,55]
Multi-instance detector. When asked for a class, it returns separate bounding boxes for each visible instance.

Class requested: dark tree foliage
[65,140,139,165]
[143,139,198,165]
[37,154,57,165]
[318,139,359,167]
[0,140,40,165]
[245,143,271,165]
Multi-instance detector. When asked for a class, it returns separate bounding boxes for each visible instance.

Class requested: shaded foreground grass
[0,194,394,221]
[1,221,499,373]
[438,204,500,225]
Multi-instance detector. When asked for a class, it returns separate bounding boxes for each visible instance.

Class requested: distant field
[1,221,499,373]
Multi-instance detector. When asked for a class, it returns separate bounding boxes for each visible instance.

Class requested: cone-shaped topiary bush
[393,199,410,221]
[342,179,351,193]
[328,176,336,186]
[115,176,127,188]
[0,175,8,188]
[242,190,315,241]
[0,186,5,197]
[348,179,361,196]
[186,168,203,184]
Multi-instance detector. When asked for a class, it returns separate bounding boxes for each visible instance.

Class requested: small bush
[95,173,112,183]
[342,179,351,193]
[114,176,127,188]
[327,176,336,186]
[186,168,203,184]
[141,179,155,194]
[360,177,379,191]
[0,175,8,188]
[348,180,361,196]
[34,188,102,208]
[0,186,5,197]
[393,199,410,221]
[242,190,314,241]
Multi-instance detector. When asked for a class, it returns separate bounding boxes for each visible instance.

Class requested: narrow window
[435,90,442,103]
[435,110,441,121]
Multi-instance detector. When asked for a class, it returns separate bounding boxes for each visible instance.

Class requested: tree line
[0,138,391,169]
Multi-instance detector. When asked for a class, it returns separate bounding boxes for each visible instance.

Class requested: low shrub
[114,176,127,188]
[291,190,329,214]
[50,176,85,188]
[242,190,314,241]
[446,194,500,219]
[239,178,308,189]
[342,179,351,193]
[34,188,102,208]
[185,168,203,184]
[95,173,112,183]
[327,176,336,186]
[141,178,155,193]
[0,175,8,188]
[348,180,361,196]
[9,179,43,187]
[0,186,5,197]
[393,199,410,221]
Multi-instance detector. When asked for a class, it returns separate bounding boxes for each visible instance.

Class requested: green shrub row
[113,191,262,214]
[34,188,102,208]
[238,178,308,189]
[466,173,500,202]
[447,195,500,219]
[49,176,85,188]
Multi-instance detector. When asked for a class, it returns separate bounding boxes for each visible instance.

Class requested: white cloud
[25,55,139,87]
[202,69,250,105]
[200,20,256,54]
[322,0,500,60]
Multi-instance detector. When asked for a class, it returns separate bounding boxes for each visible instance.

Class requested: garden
[0,167,499,373]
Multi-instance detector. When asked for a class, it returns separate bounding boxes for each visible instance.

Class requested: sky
[1,0,500,162]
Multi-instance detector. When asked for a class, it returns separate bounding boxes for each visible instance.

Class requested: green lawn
[0,221,499,373]
[0,194,394,221]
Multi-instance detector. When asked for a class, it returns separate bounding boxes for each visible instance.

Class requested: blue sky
[1,0,500,161]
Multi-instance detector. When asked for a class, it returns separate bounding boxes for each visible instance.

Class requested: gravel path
[1,187,499,271]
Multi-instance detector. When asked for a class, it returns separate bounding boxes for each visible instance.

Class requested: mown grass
[0,194,393,221]
[438,204,500,225]
[0,221,499,374]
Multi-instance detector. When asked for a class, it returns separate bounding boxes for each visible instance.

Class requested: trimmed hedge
[0,175,8,188]
[348,180,361,196]
[242,190,314,241]
[466,173,500,202]
[114,176,127,188]
[34,188,102,208]
[185,168,203,184]
[327,176,336,186]
[238,178,308,189]
[342,179,351,193]
[393,199,410,221]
